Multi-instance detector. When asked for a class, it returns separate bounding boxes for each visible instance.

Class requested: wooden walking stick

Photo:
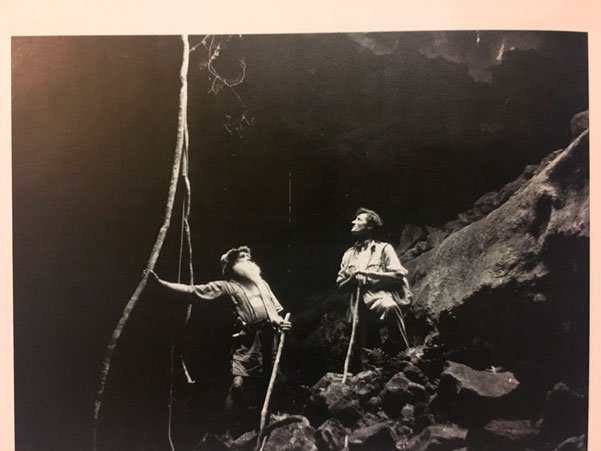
[257,313,291,451]
[342,284,361,384]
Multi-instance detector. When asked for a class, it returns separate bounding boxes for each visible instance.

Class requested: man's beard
[232,260,263,283]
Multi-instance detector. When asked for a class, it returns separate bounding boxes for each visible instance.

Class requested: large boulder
[305,373,363,426]
[261,415,318,451]
[467,419,539,450]
[407,129,588,319]
[380,372,427,417]
[431,361,520,426]
[401,423,468,451]
[348,422,396,450]
[538,383,587,444]
[438,361,519,398]
[316,418,349,451]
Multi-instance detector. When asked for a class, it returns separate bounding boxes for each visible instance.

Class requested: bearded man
[147,246,291,416]
[337,208,412,365]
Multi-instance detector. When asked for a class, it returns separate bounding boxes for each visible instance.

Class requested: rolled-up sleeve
[337,249,352,285]
[382,244,408,276]
[193,281,228,300]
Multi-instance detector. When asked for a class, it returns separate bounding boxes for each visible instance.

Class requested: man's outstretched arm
[145,270,225,300]
[146,269,194,293]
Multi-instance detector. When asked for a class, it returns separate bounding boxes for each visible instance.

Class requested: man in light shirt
[337,208,411,366]
[148,246,291,415]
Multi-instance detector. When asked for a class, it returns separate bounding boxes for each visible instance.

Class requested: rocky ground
[193,112,589,451]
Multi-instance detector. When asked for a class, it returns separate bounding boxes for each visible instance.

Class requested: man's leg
[225,375,245,410]
[384,304,410,352]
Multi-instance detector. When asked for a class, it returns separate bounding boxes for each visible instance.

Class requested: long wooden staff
[342,284,361,384]
[257,313,291,451]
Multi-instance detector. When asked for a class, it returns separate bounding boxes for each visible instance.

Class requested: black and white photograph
[12,29,589,451]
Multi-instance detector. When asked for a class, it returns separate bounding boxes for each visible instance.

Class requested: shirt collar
[353,239,375,251]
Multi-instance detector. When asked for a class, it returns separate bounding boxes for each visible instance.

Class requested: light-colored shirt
[192,279,283,326]
[337,240,411,309]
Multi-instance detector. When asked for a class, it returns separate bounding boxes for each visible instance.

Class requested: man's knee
[232,375,244,389]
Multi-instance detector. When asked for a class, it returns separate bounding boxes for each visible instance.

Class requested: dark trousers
[352,299,405,371]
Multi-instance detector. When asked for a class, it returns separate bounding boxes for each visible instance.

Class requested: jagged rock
[400,404,415,426]
[306,374,363,426]
[261,415,317,451]
[310,370,383,405]
[431,361,519,426]
[381,372,427,417]
[312,372,345,391]
[402,423,468,451]
[570,110,588,137]
[365,395,383,412]
[467,419,539,450]
[398,224,427,255]
[400,240,430,261]
[425,226,448,249]
[439,361,519,398]
[538,383,587,443]
[316,418,349,451]
[398,361,429,386]
[350,370,384,403]
[348,422,396,450]
[355,411,390,429]
[554,434,586,451]
[413,414,436,433]
[412,402,436,434]
[393,422,413,442]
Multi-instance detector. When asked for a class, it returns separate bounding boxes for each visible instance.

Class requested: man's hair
[356,207,383,229]
[220,246,252,277]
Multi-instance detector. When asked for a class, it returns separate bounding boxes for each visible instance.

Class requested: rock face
[400,119,589,405]
[406,127,589,319]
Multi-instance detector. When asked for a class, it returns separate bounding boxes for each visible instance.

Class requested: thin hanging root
[342,285,361,384]
[167,109,195,451]
[92,34,190,451]
[167,340,177,451]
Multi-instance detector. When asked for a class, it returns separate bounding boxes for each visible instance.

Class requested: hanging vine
[92,34,190,451]
[92,33,251,451]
